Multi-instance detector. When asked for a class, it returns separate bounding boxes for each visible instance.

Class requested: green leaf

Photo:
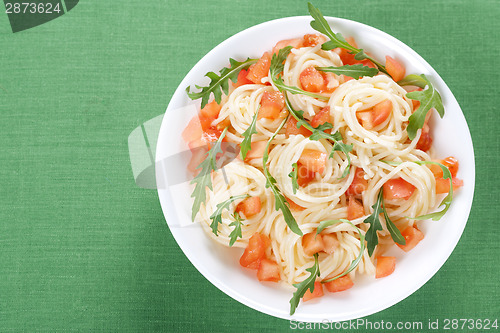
[363,189,384,257]
[209,194,248,236]
[307,3,388,75]
[288,162,299,194]
[240,107,259,159]
[316,218,349,234]
[190,128,228,221]
[397,74,428,89]
[284,95,352,178]
[290,253,320,315]
[269,47,328,100]
[228,212,245,246]
[319,220,366,283]
[382,189,406,246]
[411,161,453,221]
[316,64,378,79]
[186,58,258,109]
[263,118,303,236]
[405,74,444,140]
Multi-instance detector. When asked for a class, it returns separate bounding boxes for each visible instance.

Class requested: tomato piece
[347,196,364,220]
[285,116,312,137]
[383,178,416,200]
[297,163,316,187]
[272,38,304,54]
[247,52,271,84]
[322,233,339,254]
[182,116,203,144]
[199,101,222,130]
[356,99,392,130]
[324,275,354,293]
[240,233,270,269]
[258,91,285,120]
[286,197,305,211]
[441,156,459,178]
[298,149,327,174]
[299,66,325,93]
[356,58,376,69]
[346,167,369,196]
[337,37,357,65]
[236,197,262,218]
[310,106,331,129]
[396,226,424,252]
[302,281,324,302]
[187,147,207,176]
[302,232,325,256]
[375,256,396,278]
[385,56,406,82]
[244,140,267,161]
[303,34,326,47]
[257,258,281,282]
[234,69,253,88]
[435,177,463,194]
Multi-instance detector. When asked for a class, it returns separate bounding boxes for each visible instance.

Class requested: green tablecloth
[1,0,498,331]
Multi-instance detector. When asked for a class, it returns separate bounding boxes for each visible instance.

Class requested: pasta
[182,29,462,309]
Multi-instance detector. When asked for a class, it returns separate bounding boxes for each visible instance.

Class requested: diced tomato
[383,178,416,200]
[416,111,433,151]
[302,281,324,302]
[285,116,312,137]
[435,177,463,194]
[322,233,339,254]
[257,258,281,282]
[404,86,422,110]
[337,37,357,65]
[299,67,325,93]
[247,52,272,84]
[347,196,364,220]
[287,198,305,211]
[441,156,459,178]
[187,147,207,175]
[234,69,253,88]
[272,38,304,54]
[397,226,424,252]
[240,233,270,269]
[244,140,267,161]
[182,116,203,144]
[310,106,331,128]
[236,197,262,218]
[303,34,326,47]
[324,275,354,293]
[302,232,325,256]
[356,99,392,130]
[258,91,285,120]
[188,127,224,150]
[298,149,327,174]
[356,58,376,69]
[199,101,222,130]
[375,256,396,278]
[385,56,405,82]
[346,167,369,196]
[297,163,316,187]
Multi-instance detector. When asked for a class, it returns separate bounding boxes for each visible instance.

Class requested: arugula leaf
[263,118,303,236]
[240,108,259,159]
[319,219,366,283]
[186,58,258,108]
[228,212,244,246]
[288,162,299,194]
[316,64,378,79]
[290,253,320,315]
[404,74,444,140]
[363,190,384,257]
[209,194,248,236]
[190,128,228,221]
[307,3,388,75]
[397,74,428,89]
[284,96,353,178]
[412,161,453,220]
[381,189,406,246]
[269,47,328,100]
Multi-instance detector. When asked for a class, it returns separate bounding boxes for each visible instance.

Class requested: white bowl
[155,16,475,322]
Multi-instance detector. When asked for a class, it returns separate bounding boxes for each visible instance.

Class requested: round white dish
[156,16,475,322]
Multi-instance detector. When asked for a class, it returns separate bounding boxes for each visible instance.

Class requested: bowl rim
[156,15,475,322]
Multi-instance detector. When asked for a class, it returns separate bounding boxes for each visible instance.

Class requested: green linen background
[0,0,498,331]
